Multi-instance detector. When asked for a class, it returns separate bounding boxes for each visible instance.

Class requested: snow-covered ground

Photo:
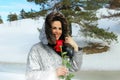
[0,8,120,80]
[0,17,44,63]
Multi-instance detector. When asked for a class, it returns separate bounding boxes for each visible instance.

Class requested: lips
[54,34,60,40]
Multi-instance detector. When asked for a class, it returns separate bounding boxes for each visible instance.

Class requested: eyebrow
[52,26,62,28]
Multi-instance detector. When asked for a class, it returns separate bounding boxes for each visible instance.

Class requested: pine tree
[26,0,118,44]
[20,9,26,19]
[109,0,120,9]
[59,0,117,44]
[26,0,48,10]
[0,16,3,24]
[7,13,18,22]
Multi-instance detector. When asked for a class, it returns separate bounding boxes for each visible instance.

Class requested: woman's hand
[56,66,68,77]
[64,36,78,52]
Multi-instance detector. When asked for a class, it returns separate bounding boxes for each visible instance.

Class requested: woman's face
[51,21,62,40]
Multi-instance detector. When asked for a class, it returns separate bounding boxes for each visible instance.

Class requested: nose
[55,28,60,33]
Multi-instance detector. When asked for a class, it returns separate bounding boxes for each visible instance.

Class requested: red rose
[54,40,64,52]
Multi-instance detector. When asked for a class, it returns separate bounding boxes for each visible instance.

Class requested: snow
[0,72,25,80]
[96,7,120,18]
[0,8,120,80]
[0,17,44,63]
[72,22,120,71]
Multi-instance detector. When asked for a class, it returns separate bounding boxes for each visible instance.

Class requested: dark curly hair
[45,12,70,44]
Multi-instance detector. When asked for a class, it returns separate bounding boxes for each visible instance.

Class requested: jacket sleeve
[69,48,83,72]
[26,45,58,80]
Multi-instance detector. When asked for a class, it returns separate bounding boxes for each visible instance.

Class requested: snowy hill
[0,17,44,63]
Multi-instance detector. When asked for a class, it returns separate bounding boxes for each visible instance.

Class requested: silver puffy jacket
[26,25,83,80]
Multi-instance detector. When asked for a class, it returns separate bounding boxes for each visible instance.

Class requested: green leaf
[59,75,65,79]
[62,52,67,55]
[66,62,71,68]
[60,50,74,80]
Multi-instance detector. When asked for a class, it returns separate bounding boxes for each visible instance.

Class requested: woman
[26,12,82,80]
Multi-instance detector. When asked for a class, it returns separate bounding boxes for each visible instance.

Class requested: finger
[61,70,67,75]
[65,37,68,40]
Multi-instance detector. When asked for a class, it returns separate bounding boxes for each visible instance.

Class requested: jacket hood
[39,24,48,45]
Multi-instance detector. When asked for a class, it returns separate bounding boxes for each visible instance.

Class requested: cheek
[52,30,55,34]
[60,31,62,35]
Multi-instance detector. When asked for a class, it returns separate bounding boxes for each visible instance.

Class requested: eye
[59,27,62,30]
[52,26,62,30]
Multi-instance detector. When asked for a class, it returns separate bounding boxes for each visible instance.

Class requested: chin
[56,38,59,40]
[55,35,61,40]
[56,36,61,40]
